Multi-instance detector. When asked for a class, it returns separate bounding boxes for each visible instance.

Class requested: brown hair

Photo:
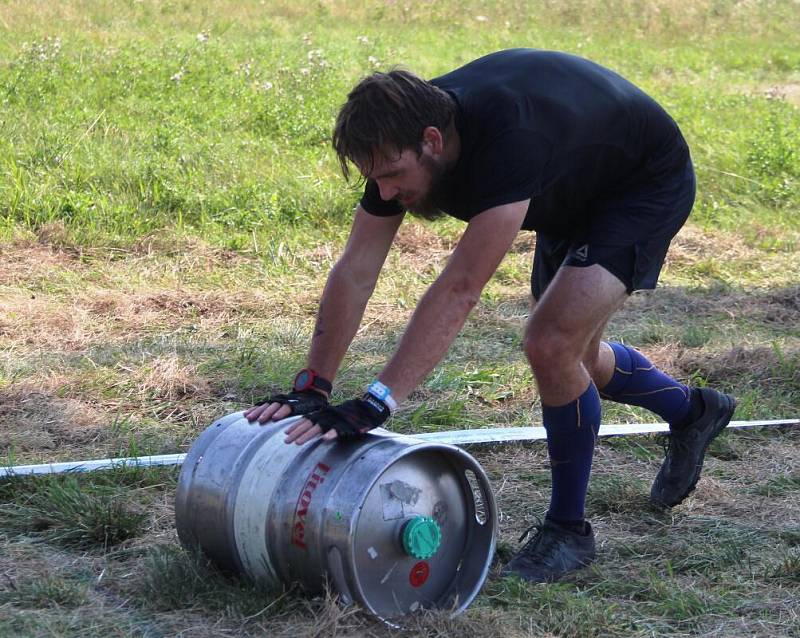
[332,69,456,182]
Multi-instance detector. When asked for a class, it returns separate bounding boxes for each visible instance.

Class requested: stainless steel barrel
[175,411,497,620]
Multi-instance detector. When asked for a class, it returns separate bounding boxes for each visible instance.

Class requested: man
[244,49,736,582]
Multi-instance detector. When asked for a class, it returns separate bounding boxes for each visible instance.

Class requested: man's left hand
[284,395,391,445]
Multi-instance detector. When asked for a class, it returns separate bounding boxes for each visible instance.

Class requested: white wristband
[367,380,397,413]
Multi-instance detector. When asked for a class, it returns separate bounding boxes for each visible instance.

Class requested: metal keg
[175,411,497,620]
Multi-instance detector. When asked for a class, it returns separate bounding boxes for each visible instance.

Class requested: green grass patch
[766,552,800,584]
[486,579,627,637]
[2,2,799,248]
[0,475,148,549]
[586,474,652,516]
[751,471,800,497]
[600,435,662,462]
[708,431,745,461]
[773,528,800,547]
[137,544,297,617]
[0,574,89,609]
[399,399,479,432]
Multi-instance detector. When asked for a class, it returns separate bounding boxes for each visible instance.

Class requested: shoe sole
[500,561,594,583]
[651,391,736,507]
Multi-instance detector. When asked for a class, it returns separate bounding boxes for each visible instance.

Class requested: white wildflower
[357,35,370,44]
[24,36,62,62]
[299,67,311,76]
[368,55,380,68]
[475,15,488,22]
[196,31,210,43]
[170,69,184,82]
[261,81,274,91]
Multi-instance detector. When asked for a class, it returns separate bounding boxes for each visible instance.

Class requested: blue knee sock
[600,342,691,425]
[543,382,601,523]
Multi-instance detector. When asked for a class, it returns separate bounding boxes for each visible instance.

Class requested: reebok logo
[573,244,589,262]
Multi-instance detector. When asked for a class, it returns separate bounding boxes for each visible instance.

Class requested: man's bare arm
[283,199,529,443]
[245,205,403,422]
[376,200,529,402]
[306,207,404,379]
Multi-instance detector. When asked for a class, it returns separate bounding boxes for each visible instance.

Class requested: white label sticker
[367,547,378,559]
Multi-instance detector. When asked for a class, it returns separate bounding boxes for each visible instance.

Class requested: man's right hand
[243,389,329,424]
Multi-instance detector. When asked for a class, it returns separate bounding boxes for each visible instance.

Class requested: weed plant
[0,474,148,549]
[0,574,89,609]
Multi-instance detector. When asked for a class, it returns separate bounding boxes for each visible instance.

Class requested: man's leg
[525,264,627,516]
[503,263,626,583]
[597,342,696,424]
[583,325,736,508]
[577,330,735,512]
[595,338,736,506]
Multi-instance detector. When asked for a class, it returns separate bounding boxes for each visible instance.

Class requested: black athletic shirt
[359,49,689,237]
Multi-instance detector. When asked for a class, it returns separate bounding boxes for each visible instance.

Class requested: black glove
[257,390,328,416]
[308,394,391,439]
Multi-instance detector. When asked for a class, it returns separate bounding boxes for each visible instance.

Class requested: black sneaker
[501,518,596,583]
[650,387,736,507]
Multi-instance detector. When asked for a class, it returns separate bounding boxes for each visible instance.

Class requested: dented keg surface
[175,412,497,620]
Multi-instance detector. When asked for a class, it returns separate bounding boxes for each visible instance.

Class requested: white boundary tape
[415,418,800,445]
[2,418,798,478]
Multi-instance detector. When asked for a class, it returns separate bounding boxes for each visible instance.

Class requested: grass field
[1,0,799,636]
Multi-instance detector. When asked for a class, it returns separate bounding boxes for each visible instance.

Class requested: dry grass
[2,0,799,633]
[134,355,211,401]
[392,221,453,260]
[740,82,800,108]
[4,425,797,636]
[667,224,755,266]
[0,243,281,355]
[664,223,800,287]
[0,0,765,36]
[0,387,106,457]
[0,240,85,287]
[678,345,800,389]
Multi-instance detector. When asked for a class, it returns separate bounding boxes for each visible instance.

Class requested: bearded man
[244,49,736,582]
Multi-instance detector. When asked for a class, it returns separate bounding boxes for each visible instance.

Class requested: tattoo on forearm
[314,304,324,338]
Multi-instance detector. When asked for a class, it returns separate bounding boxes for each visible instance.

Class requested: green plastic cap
[402,516,442,560]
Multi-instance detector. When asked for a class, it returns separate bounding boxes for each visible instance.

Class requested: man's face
[363,143,447,218]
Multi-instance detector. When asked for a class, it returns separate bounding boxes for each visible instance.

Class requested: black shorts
[531,159,696,300]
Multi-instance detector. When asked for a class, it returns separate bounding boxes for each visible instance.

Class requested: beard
[405,153,448,221]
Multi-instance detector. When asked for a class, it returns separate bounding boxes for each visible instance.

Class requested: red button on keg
[409,560,430,588]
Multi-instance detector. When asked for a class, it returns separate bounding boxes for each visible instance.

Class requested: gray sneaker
[650,387,736,507]
[501,518,596,583]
